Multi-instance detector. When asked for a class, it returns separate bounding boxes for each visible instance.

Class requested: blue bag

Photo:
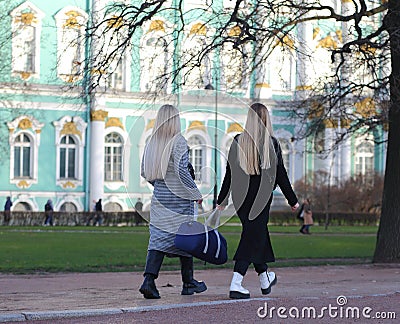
[174,209,228,265]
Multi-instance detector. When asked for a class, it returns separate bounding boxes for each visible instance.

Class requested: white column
[338,0,353,183]
[89,103,108,204]
[295,19,314,100]
[340,138,352,181]
[88,0,107,205]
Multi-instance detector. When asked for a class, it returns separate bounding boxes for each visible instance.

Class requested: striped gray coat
[141,134,202,256]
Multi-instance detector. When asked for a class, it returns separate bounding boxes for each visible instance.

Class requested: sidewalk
[0,263,399,323]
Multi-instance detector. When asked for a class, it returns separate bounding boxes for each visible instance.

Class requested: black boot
[139,250,164,299]
[139,274,160,299]
[180,256,207,295]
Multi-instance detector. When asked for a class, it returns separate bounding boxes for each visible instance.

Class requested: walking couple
[140,103,299,299]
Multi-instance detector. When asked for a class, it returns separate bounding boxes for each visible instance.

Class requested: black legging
[234,259,268,276]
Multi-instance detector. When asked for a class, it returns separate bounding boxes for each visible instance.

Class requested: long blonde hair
[238,102,274,175]
[143,105,181,181]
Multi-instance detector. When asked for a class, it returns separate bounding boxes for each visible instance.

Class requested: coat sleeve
[173,136,202,201]
[217,160,231,206]
[274,138,298,207]
[218,135,240,206]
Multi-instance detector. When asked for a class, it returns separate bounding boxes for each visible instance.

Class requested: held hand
[216,204,225,211]
[291,202,300,211]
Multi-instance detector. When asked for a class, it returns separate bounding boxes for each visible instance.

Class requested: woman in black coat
[217,102,299,299]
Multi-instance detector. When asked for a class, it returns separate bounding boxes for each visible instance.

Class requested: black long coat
[217,135,298,264]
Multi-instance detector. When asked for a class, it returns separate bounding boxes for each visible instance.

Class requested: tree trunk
[373,0,400,263]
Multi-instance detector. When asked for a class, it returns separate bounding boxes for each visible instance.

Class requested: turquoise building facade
[0,0,386,214]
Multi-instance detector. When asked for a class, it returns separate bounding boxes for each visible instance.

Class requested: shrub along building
[0,0,386,215]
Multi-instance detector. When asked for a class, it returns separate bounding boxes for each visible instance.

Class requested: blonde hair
[143,105,181,181]
[238,102,274,175]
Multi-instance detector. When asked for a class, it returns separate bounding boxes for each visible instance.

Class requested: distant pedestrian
[299,198,313,234]
[3,196,13,225]
[134,198,143,226]
[93,199,103,226]
[44,199,54,226]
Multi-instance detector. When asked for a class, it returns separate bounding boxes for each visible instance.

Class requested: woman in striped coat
[139,104,207,299]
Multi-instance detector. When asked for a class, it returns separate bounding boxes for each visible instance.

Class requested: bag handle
[194,203,222,258]
[205,208,221,229]
[202,208,222,258]
[202,227,221,258]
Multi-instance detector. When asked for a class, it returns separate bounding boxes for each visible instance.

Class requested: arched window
[182,25,212,89]
[141,36,168,92]
[355,141,374,176]
[105,132,123,181]
[14,133,32,178]
[188,135,205,182]
[11,2,44,79]
[313,123,325,154]
[60,202,77,212]
[222,45,249,90]
[14,25,36,73]
[55,7,87,82]
[269,37,295,91]
[279,139,291,170]
[53,116,86,187]
[108,58,125,90]
[14,202,32,211]
[104,202,123,212]
[222,27,250,91]
[59,135,77,179]
[8,116,43,187]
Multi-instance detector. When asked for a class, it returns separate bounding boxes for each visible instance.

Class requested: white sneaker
[259,271,277,295]
[229,272,250,299]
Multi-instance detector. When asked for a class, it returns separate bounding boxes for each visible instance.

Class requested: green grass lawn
[0,226,377,274]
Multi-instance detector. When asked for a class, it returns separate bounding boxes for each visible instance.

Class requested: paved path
[0,264,399,323]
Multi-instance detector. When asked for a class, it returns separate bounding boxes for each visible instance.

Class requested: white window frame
[59,135,78,180]
[104,127,130,190]
[182,23,213,90]
[274,129,296,183]
[279,138,292,175]
[10,1,45,80]
[188,135,205,183]
[53,116,87,188]
[55,6,88,82]
[354,138,374,177]
[59,202,78,212]
[12,200,35,211]
[221,42,251,91]
[185,129,212,186]
[55,198,83,212]
[96,13,131,91]
[8,116,43,187]
[108,57,126,90]
[104,132,124,182]
[268,44,296,92]
[140,18,173,93]
[141,34,169,93]
[13,133,32,179]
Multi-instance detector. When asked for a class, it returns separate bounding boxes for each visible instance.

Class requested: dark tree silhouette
[2,1,390,262]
